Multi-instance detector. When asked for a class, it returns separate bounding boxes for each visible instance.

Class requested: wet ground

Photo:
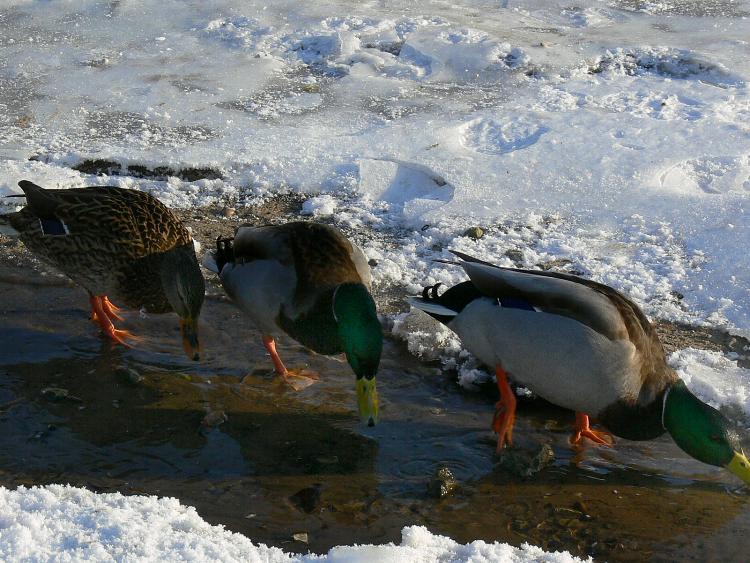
[0,254,749,562]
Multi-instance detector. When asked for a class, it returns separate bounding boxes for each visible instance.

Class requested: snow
[0,485,588,563]
[669,348,750,423]
[302,194,339,217]
[2,0,748,330]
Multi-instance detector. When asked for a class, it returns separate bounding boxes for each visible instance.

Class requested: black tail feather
[215,236,234,273]
[449,249,496,267]
[421,282,442,300]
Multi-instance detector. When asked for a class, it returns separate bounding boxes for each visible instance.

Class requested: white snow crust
[0,485,588,563]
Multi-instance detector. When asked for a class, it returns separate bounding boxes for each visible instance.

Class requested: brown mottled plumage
[8,181,191,306]
[4,180,204,358]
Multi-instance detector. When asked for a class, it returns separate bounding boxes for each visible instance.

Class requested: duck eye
[710,434,722,443]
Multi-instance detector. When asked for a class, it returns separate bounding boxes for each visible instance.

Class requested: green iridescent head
[663,381,750,485]
[333,283,382,427]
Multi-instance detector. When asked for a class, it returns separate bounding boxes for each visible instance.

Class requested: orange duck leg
[262,335,318,391]
[89,295,138,346]
[492,365,517,452]
[570,412,614,446]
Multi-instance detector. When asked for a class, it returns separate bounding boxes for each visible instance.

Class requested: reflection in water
[0,268,748,561]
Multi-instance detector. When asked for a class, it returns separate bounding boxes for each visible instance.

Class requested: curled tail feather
[202,236,234,274]
[408,283,460,318]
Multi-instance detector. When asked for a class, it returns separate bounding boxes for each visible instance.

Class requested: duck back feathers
[229,222,369,310]
[7,181,195,308]
[9,181,192,259]
[451,251,675,394]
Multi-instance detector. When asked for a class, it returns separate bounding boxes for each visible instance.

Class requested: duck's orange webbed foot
[492,365,517,452]
[570,412,614,446]
[89,295,139,347]
[100,296,124,321]
[262,335,319,391]
[90,295,123,323]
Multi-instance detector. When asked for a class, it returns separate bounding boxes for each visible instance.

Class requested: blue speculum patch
[39,217,68,236]
[498,296,536,311]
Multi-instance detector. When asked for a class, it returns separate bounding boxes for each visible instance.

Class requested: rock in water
[289,484,323,513]
[497,443,555,478]
[115,366,144,386]
[428,467,458,498]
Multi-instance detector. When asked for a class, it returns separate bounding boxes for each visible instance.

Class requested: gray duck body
[412,252,678,440]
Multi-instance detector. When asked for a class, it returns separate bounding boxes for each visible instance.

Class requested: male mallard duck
[202,221,382,426]
[410,250,750,485]
[2,180,205,360]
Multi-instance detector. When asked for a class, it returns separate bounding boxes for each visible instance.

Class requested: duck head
[333,283,383,427]
[663,381,750,485]
[161,244,206,361]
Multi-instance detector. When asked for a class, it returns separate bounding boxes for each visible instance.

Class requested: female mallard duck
[202,221,382,426]
[2,180,205,360]
[410,250,750,485]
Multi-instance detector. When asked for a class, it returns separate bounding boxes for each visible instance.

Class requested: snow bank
[669,348,750,423]
[0,485,588,563]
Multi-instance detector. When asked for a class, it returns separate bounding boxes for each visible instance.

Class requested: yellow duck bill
[180,317,201,361]
[356,377,379,427]
[727,450,750,485]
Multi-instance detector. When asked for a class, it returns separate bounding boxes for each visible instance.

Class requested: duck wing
[235,222,368,308]
[452,250,675,392]
[13,181,191,256]
[451,251,677,431]
[451,250,655,345]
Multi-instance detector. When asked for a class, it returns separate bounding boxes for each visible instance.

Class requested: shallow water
[0,264,748,562]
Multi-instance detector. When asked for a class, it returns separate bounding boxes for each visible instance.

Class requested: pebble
[292,532,309,543]
[462,226,485,240]
[504,248,524,265]
[116,366,144,385]
[41,387,82,403]
[201,410,228,429]
[536,258,572,271]
[220,206,236,218]
[289,484,323,513]
[497,443,555,478]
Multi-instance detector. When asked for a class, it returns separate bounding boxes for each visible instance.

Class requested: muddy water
[0,264,748,562]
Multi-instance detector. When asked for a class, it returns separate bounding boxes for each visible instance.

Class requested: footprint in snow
[659,155,750,195]
[459,117,549,155]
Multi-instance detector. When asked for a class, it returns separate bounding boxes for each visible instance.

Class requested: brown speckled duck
[410,250,750,486]
[203,221,382,426]
[2,180,204,360]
